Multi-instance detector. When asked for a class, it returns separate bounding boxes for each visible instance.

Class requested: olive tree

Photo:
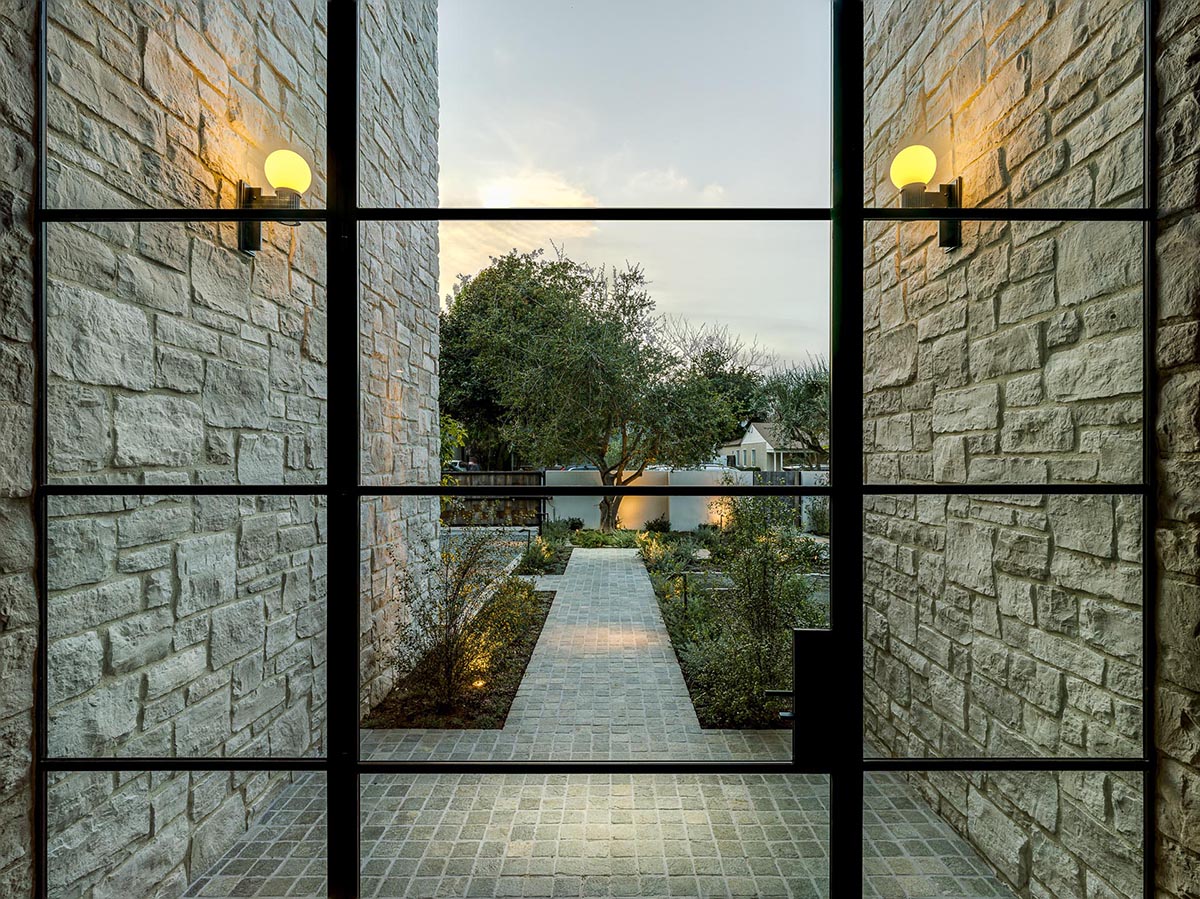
[443,249,731,530]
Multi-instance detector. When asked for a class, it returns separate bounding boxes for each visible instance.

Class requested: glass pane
[863,493,1142,758]
[361,0,831,208]
[864,1,1143,209]
[47,220,327,485]
[863,220,1143,485]
[361,219,830,486]
[360,491,832,762]
[45,0,326,209]
[361,773,829,898]
[47,770,326,897]
[864,770,1143,899]
[47,494,327,758]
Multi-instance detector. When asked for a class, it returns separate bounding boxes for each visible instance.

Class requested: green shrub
[807,497,830,536]
[566,517,584,531]
[644,513,671,533]
[571,528,639,548]
[542,519,571,544]
[514,536,554,574]
[658,494,828,728]
[391,523,540,712]
[638,531,699,575]
[680,629,793,728]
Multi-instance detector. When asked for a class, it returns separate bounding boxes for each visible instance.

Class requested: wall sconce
[238,149,313,254]
[889,145,962,249]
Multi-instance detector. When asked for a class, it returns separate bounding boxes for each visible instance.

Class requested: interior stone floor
[185,549,1016,899]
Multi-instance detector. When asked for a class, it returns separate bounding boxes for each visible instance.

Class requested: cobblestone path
[186,550,1016,899]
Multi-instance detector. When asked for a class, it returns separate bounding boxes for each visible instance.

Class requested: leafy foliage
[390,515,541,712]
[570,528,640,548]
[648,497,829,728]
[643,513,671,533]
[757,357,831,455]
[441,249,733,529]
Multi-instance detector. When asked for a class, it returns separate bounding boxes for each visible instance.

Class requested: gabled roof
[746,421,805,452]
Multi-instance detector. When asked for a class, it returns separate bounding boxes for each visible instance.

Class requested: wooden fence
[440,471,546,527]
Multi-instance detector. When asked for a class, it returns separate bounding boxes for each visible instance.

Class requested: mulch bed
[361,590,555,730]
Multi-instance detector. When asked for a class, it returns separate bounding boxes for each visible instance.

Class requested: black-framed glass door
[30,1,1157,898]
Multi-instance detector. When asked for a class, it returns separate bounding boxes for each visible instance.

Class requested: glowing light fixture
[237,148,313,254]
[889,145,938,191]
[263,149,313,196]
[889,144,962,250]
[472,679,487,689]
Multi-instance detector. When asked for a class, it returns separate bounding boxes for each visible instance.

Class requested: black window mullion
[830,2,864,899]
[326,0,360,897]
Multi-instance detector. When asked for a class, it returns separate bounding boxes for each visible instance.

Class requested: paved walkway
[186,550,1016,899]
[360,549,792,762]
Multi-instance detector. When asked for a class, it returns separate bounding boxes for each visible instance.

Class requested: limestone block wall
[863,493,1143,898]
[862,2,1162,899]
[43,0,329,485]
[43,494,326,896]
[0,0,38,889]
[1153,4,1200,897]
[357,0,441,718]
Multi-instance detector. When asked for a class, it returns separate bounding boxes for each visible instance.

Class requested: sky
[436,1,832,363]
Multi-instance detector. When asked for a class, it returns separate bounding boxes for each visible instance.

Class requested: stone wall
[0,0,38,890]
[44,0,330,485]
[863,493,1143,898]
[863,0,1145,487]
[1153,3,1200,898]
[861,4,1197,899]
[44,494,326,896]
[357,0,441,718]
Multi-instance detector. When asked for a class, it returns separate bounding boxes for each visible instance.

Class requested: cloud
[440,168,599,209]
[613,166,727,206]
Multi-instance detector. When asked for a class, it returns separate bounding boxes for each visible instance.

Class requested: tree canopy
[441,249,733,529]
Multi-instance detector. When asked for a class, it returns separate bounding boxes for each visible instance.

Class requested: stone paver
[188,551,1017,899]
[361,548,792,762]
[186,769,1017,899]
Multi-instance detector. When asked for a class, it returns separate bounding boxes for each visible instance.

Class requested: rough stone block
[108,608,173,674]
[117,503,193,548]
[173,685,232,756]
[47,631,103,706]
[1057,223,1141,307]
[945,520,996,595]
[47,384,107,474]
[113,395,203,467]
[866,325,917,389]
[202,359,270,429]
[1000,409,1074,453]
[238,515,278,566]
[933,384,1000,433]
[177,533,236,616]
[236,433,285,484]
[1047,495,1115,556]
[48,674,140,756]
[969,324,1041,380]
[210,597,264,668]
[966,787,1031,886]
[47,517,116,590]
[48,284,152,390]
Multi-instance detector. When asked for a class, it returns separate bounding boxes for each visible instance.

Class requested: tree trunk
[599,489,624,533]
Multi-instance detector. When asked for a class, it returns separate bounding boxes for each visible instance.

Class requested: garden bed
[361,588,555,730]
[514,543,573,575]
[637,507,829,730]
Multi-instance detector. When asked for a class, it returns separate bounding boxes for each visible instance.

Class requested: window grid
[29,2,1158,898]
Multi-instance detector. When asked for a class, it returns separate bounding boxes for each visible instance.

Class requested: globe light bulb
[264,149,312,195]
[889,145,938,190]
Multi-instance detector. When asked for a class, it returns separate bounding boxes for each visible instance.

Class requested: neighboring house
[718,421,828,471]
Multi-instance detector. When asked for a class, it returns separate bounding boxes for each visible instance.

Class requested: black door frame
[30,2,1158,898]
